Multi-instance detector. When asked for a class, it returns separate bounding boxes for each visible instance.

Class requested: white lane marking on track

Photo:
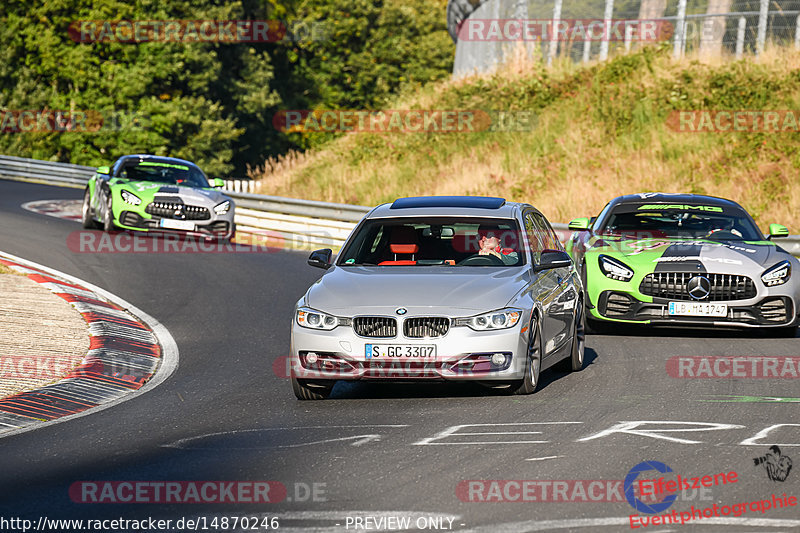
[458,516,800,532]
[414,422,583,445]
[164,425,409,450]
[577,421,746,444]
[525,455,563,461]
[0,251,179,439]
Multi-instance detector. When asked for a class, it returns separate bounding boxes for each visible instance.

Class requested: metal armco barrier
[2,154,799,254]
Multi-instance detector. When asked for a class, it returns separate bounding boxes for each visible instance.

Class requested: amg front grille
[639,273,756,301]
[404,317,449,338]
[353,317,397,338]
[145,202,210,220]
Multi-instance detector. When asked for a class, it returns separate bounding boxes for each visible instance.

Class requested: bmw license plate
[365,344,436,360]
[668,302,727,317]
[160,219,195,231]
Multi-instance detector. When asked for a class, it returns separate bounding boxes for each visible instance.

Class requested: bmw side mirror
[96,165,110,175]
[568,217,591,231]
[768,224,789,239]
[213,178,225,188]
[535,250,573,272]
[308,249,333,270]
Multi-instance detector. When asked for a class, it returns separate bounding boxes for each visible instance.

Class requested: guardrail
[0,154,368,249]
[1,154,799,255]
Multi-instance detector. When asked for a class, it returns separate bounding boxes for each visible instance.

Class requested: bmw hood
[305,267,529,314]
[590,237,790,273]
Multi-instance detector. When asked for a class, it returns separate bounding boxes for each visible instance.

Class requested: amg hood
[122,181,229,205]
[590,237,785,274]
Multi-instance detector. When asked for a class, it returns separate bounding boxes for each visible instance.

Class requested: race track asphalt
[0,180,798,532]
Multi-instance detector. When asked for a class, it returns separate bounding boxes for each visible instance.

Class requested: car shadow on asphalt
[327,347,600,400]
[588,324,796,339]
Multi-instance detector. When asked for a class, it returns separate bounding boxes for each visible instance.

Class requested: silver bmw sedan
[290,196,585,399]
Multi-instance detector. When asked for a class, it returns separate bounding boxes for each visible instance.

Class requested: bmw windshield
[337,217,525,267]
[598,203,763,241]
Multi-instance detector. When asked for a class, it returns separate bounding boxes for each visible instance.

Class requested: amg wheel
[81,188,100,229]
[102,191,116,232]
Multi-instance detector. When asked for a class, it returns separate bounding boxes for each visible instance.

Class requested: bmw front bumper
[290,318,530,382]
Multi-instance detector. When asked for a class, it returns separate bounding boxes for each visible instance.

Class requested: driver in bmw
[477,226,519,266]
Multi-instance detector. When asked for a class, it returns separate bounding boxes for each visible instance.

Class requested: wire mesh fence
[449,0,800,76]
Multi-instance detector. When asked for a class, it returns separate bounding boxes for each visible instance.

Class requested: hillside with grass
[252,44,800,232]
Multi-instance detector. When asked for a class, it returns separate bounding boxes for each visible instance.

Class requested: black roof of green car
[610,193,745,210]
[116,154,200,169]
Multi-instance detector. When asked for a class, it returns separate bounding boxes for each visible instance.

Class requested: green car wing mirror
[768,224,789,239]
[568,217,591,231]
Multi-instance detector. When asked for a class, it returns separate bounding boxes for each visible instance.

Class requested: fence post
[599,0,614,61]
[548,0,563,65]
[736,16,746,58]
[673,0,687,58]
[795,14,800,50]
[756,0,768,55]
[582,39,591,63]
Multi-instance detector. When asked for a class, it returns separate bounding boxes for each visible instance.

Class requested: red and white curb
[0,251,178,438]
[21,199,82,222]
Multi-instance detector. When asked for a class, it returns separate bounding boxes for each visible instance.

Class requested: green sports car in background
[566,193,799,335]
[82,154,235,241]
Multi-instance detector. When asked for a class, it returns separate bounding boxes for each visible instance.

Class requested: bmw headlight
[120,190,142,206]
[214,201,231,215]
[761,260,791,287]
[598,255,634,281]
[455,308,522,331]
[296,307,339,330]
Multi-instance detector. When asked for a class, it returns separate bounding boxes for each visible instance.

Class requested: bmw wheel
[560,298,585,371]
[513,317,541,395]
[292,377,334,400]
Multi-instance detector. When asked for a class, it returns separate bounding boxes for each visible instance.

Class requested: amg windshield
[119,161,210,188]
[338,217,525,267]
[599,204,763,241]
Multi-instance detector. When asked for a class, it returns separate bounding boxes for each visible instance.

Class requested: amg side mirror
[96,165,110,175]
[568,217,591,231]
[213,178,225,188]
[308,248,333,270]
[535,249,573,272]
[768,224,789,239]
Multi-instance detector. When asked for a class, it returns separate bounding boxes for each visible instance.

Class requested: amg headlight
[761,260,791,287]
[598,255,634,281]
[214,201,231,215]
[455,308,522,331]
[120,190,142,206]
[296,307,339,330]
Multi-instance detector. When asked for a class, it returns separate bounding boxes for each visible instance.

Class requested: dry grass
[252,44,800,231]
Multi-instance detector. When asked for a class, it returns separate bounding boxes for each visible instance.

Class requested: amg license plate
[668,302,728,317]
[365,344,436,360]
[159,219,195,231]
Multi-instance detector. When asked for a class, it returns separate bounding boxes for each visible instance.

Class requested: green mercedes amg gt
[82,154,235,241]
[566,193,798,335]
